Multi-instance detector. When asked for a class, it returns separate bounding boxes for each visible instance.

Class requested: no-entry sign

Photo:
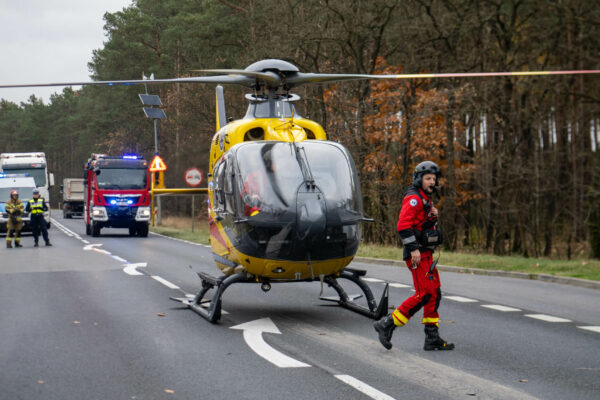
[185,168,203,187]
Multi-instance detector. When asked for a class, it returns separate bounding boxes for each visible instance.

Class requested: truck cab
[0,174,37,233]
[0,152,54,227]
[84,154,151,237]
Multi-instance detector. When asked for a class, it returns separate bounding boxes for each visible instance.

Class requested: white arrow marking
[83,243,102,251]
[123,262,147,276]
[230,318,310,368]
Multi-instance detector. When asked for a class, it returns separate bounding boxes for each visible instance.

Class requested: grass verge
[358,243,600,281]
[150,216,210,245]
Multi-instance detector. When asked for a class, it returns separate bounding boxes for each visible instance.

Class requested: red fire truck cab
[84,154,151,237]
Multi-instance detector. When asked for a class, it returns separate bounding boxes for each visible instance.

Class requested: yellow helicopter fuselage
[207,116,358,281]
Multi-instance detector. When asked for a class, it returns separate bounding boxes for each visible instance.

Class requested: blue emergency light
[0,173,30,178]
[122,154,139,160]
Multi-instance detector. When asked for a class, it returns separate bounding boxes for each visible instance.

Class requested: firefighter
[5,190,24,248]
[26,189,51,247]
[373,161,454,351]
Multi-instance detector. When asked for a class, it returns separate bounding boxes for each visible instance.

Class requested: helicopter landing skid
[170,271,251,323]
[320,268,389,320]
[170,268,388,323]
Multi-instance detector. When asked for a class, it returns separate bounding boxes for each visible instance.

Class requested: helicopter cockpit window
[224,160,235,214]
[235,142,362,217]
[213,160,227,211]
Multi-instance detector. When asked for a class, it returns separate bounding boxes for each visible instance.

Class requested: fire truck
[84,154,151,237]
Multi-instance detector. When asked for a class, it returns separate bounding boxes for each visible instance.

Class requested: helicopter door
[213,160,227,216]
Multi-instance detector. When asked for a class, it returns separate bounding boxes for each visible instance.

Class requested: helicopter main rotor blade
[0,75,255,89]
[194,69,282,87]
[285,70,600,86]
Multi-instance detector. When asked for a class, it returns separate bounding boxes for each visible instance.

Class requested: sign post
[185,168,203,232]
[149,155,168,226]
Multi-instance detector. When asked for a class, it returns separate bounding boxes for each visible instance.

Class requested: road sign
[185,168,203,187]
[149,155,167,172]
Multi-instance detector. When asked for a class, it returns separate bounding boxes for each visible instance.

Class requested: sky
[0,0,134,105]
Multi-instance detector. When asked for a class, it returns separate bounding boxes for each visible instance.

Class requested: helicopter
[2,59,598,323]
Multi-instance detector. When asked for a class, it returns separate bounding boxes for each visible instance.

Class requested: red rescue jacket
[397,186,437,259]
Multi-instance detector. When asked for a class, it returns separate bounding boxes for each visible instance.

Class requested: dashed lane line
[578,326,600,333]
[151,275,180,290]
[481,304,522,312]
[443,295,478,303]
[363,277,385,283]
[525,314,572,323]
[334,374,396,400]
[388,283,410,288]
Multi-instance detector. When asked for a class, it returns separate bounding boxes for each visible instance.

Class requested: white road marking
[83,243,102,251]
[525,314,571,323]
[334,375,396,400]
[123,263,147,276]
[444,295,478,303]
[363,278,384,283]
[578,326,600,333]
[93,248,110,255]
[389,283,410,288]
[111,255,127,263]
[481,304,521,312]
[151,276,180,290]
[81,239,90,244]
[230,318,310,368]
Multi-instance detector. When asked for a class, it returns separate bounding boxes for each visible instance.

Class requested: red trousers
[392,251,441,326]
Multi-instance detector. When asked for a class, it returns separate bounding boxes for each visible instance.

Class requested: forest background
[1,0,599,259]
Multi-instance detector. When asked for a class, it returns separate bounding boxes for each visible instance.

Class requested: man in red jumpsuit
[373,161,454,351]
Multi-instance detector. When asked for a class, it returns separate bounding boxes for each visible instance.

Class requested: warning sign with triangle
[149,155,167,172]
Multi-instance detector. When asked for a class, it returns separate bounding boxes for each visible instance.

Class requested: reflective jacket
[5,199,25,221]
[26,197,48,215]
[396,186,437,260]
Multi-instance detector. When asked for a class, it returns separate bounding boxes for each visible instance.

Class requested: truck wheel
[92,222,101,237]
[86,223,91,236]
[128,226,137,236]
[137,223,149,237]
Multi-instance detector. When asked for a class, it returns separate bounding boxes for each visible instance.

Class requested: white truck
[0,152,54,227]
[61,178,84,218]
[0,174,37,233]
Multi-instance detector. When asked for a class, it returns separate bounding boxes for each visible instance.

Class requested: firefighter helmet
[412,161,441,187]
[10,190,18,197]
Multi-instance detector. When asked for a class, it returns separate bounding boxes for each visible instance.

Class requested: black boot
[34,242,39,247]
[373,314,396,350]
[6,241,11,248]
[15,242,22,248]
[424,325,454,351]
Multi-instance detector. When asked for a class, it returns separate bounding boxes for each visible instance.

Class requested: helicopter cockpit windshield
[235,141,361,217]
[226,141,364,261]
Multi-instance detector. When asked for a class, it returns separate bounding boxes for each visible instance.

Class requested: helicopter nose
[296,189,326,240]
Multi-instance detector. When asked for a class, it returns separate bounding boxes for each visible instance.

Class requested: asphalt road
[0,214,598,400]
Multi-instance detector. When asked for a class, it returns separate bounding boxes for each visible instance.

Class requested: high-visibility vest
[28,198,45,214]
